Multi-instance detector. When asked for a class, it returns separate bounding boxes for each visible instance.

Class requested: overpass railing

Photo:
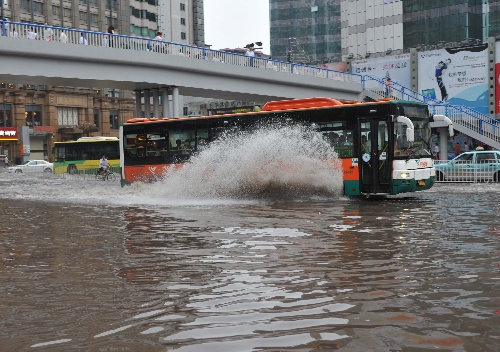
[362,75,500,149]
[0,20,362,85]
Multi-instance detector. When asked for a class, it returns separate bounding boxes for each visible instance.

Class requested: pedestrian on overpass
[107,26,116,48]
[153,32,164,52]
[79,33,88,45]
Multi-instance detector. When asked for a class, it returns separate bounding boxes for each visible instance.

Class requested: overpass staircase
[362,76,500,150]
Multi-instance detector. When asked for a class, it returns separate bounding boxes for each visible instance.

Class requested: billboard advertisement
[350,54,411,87]
[418,44,488,114]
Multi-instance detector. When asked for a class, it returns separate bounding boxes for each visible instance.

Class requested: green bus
[53,137,120,174]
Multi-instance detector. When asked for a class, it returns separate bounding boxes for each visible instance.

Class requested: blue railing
[362,75,499,146]
[0,20,363,85]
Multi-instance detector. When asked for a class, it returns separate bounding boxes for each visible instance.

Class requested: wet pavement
[0,171,499,351]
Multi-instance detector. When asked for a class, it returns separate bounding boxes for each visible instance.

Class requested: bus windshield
[394,109,432,159]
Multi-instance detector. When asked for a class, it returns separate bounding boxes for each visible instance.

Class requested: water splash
[155,122,344,199]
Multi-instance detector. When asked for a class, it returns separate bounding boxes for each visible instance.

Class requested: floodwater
[1,127,499,352]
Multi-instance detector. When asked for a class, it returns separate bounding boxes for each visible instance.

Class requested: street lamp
[245,41,263,50]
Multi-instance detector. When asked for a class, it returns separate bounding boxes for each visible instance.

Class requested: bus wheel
[67,165,77,174]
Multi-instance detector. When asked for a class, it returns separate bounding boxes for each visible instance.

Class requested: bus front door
[359,120,391,194]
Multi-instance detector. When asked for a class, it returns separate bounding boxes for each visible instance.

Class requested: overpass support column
[161,87,170,118]
[135,90,142,117]
[144,89,151,118]
[152,88,160,117]
[438,127,449,161]
[172,86,180,117]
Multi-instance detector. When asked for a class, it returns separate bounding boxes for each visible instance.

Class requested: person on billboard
[435,58,451,101]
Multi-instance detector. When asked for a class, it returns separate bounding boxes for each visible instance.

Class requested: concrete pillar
[144,89,151,118]
[161,87,169,118]
[172,86,179,117]
[135,90,142,117]
[152,88,160,118]
[439,127,448,161]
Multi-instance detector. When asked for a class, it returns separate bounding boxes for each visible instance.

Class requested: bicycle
[95,167,116,181]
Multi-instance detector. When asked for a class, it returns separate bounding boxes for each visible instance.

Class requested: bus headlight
[400,172,411,179]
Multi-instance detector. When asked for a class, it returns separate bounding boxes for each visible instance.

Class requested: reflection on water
[0,177,498,351]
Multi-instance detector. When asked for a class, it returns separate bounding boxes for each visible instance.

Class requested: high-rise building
[271,1,500,62]
[2,0,130,34]
[1,0,204,45]
[269,0,342,63]
[155,0,205,45]
[341,0,403,60]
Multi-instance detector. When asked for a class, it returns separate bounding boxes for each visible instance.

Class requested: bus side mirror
[406,128,414,142]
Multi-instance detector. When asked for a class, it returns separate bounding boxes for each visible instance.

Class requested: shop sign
[0,127,18,141]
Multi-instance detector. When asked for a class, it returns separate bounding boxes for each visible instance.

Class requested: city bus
[53,136,120,174]
[119,97,439,196]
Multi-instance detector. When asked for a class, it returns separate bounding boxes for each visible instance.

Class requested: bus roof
[124,97,423,125]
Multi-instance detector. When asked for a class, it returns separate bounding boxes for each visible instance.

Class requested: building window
[90,14,98,25]
[180,3,185,11]
[109,110,119,129]
[33,1,44,15]
[181,18,186,26]
[57,107,79,126]
[25,105,43,127]
[64,8,71,19]
[21,0,29,11]
[183,106,188,116]
[0,104,12,127]
[53,5,61,17]
[181,32,186,40]
[79,11,87,24]
[93,108,99,128]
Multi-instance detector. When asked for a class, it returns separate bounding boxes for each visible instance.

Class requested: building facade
[130,0,204,44]
[269,0,342,64]
[341,0,403,60]
[1,0,130,34]
[271,1,500,62]
[155,0,204,45]
[0,86,134,164]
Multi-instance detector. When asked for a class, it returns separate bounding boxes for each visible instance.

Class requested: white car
[7,160,53,173]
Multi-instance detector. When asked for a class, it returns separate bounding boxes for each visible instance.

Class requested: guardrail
[0,20,362,85]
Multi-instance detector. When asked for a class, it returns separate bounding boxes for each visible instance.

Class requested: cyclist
[98,155,111,176]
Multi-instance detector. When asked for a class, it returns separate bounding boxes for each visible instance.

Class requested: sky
[204,0,271,54]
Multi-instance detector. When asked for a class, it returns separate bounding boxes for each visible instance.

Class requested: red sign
[32,126,55,135]
[0,127,18,141]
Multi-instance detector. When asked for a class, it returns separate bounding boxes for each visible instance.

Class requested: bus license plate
[418,180,425,186]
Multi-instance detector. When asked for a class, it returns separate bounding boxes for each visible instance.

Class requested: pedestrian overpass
[0,21,498,150]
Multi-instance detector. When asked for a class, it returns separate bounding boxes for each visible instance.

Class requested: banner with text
[350,54,411,87]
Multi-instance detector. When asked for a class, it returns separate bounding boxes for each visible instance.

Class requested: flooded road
[0,172,498,352]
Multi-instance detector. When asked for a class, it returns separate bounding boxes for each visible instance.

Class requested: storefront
[30,126,54,160]
[0,127,19,164]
